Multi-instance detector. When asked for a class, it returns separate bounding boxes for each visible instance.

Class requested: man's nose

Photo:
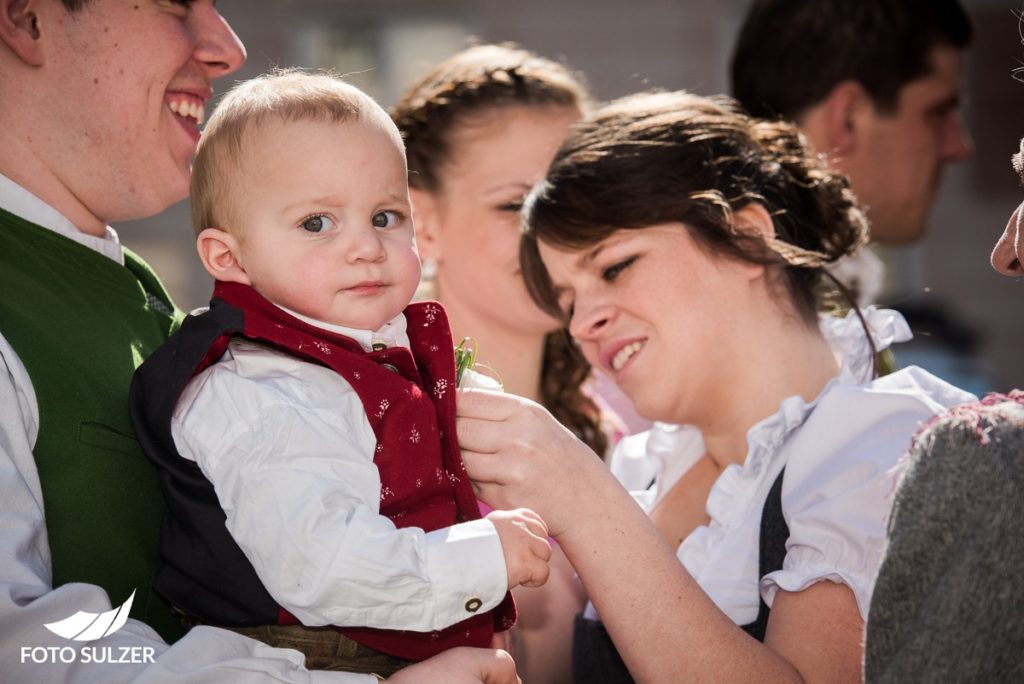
[940,111,973,163]
[191,5,246,79]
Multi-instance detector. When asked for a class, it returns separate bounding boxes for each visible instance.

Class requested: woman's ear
[734,202,776,241]
[0,0,46,66]
[409,187,442,264]
[196,228,251,285]
[732,203,776,280]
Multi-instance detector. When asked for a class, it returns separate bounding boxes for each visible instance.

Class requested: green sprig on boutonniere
[454,337,478,387]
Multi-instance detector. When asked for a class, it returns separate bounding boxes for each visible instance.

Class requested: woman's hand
[456,388,607,537]
[385,647,520,683]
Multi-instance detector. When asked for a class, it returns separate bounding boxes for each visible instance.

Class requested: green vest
[0,207,185,641]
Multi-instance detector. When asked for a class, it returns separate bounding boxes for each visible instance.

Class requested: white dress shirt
[170,321,508,631]
[0,173,376,682]
[592,308,977,625]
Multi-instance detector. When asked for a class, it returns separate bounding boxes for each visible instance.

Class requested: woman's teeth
[168,99,205,125]
[612,341,644,371]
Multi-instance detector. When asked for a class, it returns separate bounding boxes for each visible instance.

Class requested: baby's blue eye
[372,211,400,229]
[301,215,335,233]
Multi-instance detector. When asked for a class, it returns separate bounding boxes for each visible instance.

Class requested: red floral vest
[136,281,515,660]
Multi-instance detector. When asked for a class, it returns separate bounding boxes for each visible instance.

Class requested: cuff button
[464,598,483,613]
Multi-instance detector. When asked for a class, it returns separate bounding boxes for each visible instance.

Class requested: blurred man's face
[844,44,972,246]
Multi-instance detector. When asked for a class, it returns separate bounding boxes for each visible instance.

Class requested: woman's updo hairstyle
[522,90,869,325]
[392,43,590,193]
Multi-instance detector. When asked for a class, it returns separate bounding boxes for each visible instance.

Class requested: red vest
[138,281,515,660]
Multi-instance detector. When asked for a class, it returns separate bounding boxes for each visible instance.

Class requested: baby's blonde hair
[191,68,401,235]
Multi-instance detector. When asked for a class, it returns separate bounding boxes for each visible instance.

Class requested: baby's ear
[409,187,441,263]
[196,228,251,285]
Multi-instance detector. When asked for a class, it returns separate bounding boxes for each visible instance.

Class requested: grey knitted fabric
[865,392,1024,683]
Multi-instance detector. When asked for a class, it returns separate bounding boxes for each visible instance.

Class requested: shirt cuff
[423,517,507,624]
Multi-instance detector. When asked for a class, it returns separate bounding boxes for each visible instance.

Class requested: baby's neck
[273,301,407,353]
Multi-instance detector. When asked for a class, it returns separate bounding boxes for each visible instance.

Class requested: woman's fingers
[461,449,510,484]
[457,388,531,420]
[457,416,506,455]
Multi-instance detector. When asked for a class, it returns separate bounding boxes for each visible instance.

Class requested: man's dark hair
[61,0,91,11]
[730,0,972,120]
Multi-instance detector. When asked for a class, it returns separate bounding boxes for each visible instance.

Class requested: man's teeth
[611,341,644,372]
[168,99,205,124]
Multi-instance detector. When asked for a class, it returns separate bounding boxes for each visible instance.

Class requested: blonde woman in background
[392,44,612,682]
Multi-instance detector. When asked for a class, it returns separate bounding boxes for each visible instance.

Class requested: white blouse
[597,308,976,625]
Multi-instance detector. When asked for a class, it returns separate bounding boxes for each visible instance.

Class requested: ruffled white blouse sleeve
[761,366,975,619]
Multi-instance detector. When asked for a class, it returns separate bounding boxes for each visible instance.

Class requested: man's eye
[301,215,335,233]
[601,256,637,282]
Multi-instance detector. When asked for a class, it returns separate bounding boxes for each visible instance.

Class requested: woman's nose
[991,203,1023,277]
[568,300,614,342]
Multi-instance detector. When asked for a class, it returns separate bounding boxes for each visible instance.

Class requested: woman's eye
[601,256,637,282]
[300,215,335,233]
[372,211,401,229]
[497,199,525,214]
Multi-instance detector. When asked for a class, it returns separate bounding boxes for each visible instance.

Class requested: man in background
[731,0,987,389]
[732,0,972,248]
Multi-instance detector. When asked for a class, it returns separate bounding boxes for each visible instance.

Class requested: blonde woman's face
[423,105,580,336]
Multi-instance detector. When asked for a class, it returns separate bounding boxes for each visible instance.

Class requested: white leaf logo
[43,590,135,641]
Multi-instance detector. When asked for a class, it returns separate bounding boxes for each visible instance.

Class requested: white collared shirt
[0,172,124,265]
[170,314,508,631]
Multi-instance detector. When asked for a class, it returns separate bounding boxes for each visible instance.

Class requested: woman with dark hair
[457,91,975,682]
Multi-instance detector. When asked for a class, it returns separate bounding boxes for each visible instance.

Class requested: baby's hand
[487,508,551,589]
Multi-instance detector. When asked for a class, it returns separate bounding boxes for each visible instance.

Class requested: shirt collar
[0,172,124,265]
[275,304,410,353]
